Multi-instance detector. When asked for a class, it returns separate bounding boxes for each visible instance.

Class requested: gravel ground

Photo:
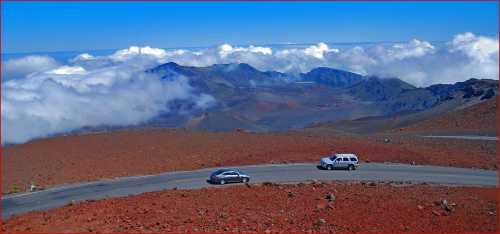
[2,181,497,233]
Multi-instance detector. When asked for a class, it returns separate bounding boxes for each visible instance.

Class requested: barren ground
[2,181,497,233]
[3,129,497,194]
[397,98,498,135]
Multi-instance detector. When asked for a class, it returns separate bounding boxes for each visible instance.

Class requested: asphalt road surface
[2,163,498,219]
[422,135,498,141]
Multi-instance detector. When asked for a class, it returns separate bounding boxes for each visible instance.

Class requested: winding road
[2,163,498,219]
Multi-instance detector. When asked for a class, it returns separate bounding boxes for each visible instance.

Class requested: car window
[342,158,349,161]
[330,156,336,160]
[350,158,357,161]
[213,170,225,175]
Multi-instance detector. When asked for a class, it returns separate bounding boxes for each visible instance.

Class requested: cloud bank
[2,51,215,144]
[67,32,498,88]
[4,55,60,80]
[75,32,498,87]
[2,32,497,144]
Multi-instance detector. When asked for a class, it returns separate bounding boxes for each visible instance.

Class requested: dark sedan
[209,169,250,185]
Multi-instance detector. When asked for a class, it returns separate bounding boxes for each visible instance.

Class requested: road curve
[2,163,498,219]
[422,135,498,141]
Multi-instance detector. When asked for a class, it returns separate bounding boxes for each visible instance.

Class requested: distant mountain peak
[300,67,363,88]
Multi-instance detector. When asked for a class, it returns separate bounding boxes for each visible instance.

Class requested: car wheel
[242,177,249,183]
[348,165,355,171]
[220,179,225,185]
[327,165,333,170]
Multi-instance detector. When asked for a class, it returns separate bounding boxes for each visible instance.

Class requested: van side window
[342,158,349,161]
[350,158,357,161]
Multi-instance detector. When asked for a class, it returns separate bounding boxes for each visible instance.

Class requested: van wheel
[242,178,249,183]
[327,165,333,170]
[220,180,225,185]
[348,165,355,171]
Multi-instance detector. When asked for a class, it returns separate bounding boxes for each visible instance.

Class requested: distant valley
[133,62,498,134]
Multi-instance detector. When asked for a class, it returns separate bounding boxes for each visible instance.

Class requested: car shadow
[316,165,326,170]
[206,179,217,185]
[316,165,351,171]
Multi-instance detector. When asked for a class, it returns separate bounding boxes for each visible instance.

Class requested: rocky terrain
[2,181,497,233]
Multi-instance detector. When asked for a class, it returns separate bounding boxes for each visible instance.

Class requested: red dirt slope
[2,182,497,233]
[400,98,498,134]
[3,129,497,193]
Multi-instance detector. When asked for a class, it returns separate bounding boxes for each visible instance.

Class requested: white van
[319,153,359,170]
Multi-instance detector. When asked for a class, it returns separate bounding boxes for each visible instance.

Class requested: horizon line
[2,39,449,56]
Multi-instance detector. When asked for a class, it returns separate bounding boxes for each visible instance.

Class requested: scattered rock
[325,193,336,202]
[417,205,424,210]
[440,199,454,212]
[263,182,275,186]
[384,138,391,143]
[29,183,38,192]
[318,219,326,225]
[287,191,295,198]
[264,229,271,234]
[432,210,441,216]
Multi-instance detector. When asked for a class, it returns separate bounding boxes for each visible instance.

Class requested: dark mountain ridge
[141,62,499,132]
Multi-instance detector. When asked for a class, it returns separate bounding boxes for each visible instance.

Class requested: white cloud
[2,51,215,144]
[144,33,497,86]
[3,55,60,80]
[450,32,498,63]
[303,42,338,59]
[70,53,95,62]
[382,39,435,61]
[218,43,273,58]
[2,33,498,143]
[47,66,87,75]
[110,46,168,61]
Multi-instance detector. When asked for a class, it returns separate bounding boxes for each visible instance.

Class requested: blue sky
[2,1,498,53]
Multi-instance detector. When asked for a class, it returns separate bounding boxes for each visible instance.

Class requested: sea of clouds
[2,32,498,144]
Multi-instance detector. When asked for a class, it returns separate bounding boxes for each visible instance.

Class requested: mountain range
[140,62,498,133]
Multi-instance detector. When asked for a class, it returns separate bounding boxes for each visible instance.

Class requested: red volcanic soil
[2,129,497,193]
[2,182,497,233]
[400,98,498,134]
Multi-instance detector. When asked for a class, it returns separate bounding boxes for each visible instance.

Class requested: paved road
[422,135,498,141]
[2,163,498,219]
